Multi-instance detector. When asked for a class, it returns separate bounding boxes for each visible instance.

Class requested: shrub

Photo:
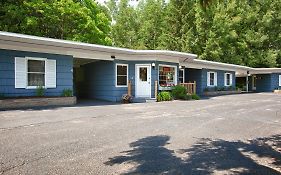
[183,94,192,100]
[62,89,73,97]
[36,86,45,97]
[171,85,187,100]
[204,87,209,92]
[191,94,200,100]
[214,86,218,91]
[227,86,233,91]
[157,91,172,102]
[0,93,5,100]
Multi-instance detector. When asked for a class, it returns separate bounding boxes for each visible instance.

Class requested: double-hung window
[116,64,128,87]
[207,71,217,87]
[27,59,46,87]
[224,73,232,86]
[15,57,56,89]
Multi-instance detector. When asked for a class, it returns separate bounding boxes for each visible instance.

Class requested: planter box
[274,90,281,94]
[204,90,241,96]
[0,96,77,110]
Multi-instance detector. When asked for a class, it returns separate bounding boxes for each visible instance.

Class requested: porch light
[152,62,156,69]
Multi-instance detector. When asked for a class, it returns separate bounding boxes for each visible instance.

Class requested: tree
[0,0,112,45]
[108,0,140,48]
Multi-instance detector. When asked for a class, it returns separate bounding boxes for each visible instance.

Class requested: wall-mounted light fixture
[152,62,156,69]
[111,55,116,59]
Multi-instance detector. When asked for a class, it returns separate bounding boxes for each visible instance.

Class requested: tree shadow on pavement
[105,135,281,175]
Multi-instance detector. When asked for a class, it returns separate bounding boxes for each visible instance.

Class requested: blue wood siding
[185,68,236,95]
[185,68,204,94]
[84,60,179,102]
[0,49,73,97]
[256,74,281,92]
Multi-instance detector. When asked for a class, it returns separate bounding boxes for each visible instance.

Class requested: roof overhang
[250,68,281,75]
[180,59,250,75]
[0,31,197,63]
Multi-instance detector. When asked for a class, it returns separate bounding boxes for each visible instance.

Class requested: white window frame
[279,75,281,86]
[179,68,185,84]
[115,63,128,87]
[26,57,47,89]
[224,73,232,86]
[158,64,178,86]
[207,71,217,87]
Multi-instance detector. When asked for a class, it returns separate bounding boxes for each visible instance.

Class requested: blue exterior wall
[185,68,236,95]
[0,49,73,97]
[84,60,179,102]
[256,74,281,92]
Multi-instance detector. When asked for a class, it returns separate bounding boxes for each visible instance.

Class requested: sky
[95,0,139,6]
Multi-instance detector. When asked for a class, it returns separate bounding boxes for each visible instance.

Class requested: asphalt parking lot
[0,93,281,175]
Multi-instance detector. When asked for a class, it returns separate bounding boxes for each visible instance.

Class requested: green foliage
[171,85,187,99]
[183,94,192,101]
[107,0,281,68]
[191,94,200,100]
[157,91,172,102]
[36,86,45,97]
[0,94,5,100]
[0,0,112,45]
[62,89,73,97]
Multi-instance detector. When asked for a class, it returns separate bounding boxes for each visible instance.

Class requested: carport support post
[246,71,250,92]
[246,76,249,92]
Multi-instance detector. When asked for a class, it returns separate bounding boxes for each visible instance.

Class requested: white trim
[207,71,217,87]
[279,75,281,86]
[158,64,178,86]
[115,63,129,87]
[179,68,185,83]
[15,57,27,88]
[135,64,152,98]
[26,57,47,89]
[224,73,232,86]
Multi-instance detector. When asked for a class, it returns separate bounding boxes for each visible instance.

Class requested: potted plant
[122,94,133,103]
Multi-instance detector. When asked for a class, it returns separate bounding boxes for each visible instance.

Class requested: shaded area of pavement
[106,135,281,175]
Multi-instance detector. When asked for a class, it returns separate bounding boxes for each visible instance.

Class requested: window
[224,73,232,86]
[116,64,128,87]
[159,65,177,87]
[207,71,217,86]
[15,57,56,89]
[279,75,281,86]
[179,69,185,84]
[27,59,45,87]
[139,67,147,81]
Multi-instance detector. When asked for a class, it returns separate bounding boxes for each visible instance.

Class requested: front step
[132,97,156,103]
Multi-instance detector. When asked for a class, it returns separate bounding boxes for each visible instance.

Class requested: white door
[135,64,151,98]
